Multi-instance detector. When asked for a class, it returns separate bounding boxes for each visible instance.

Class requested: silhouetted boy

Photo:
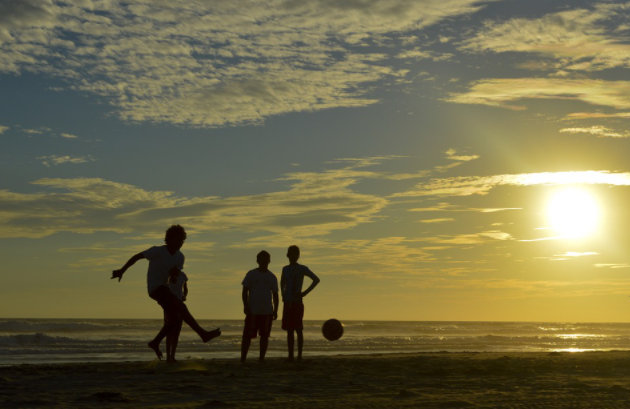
[281,245,320,361]
[111,225,220,360]
[241,250,278,362]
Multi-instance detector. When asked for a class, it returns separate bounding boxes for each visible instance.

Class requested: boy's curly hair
[165,224,187,243]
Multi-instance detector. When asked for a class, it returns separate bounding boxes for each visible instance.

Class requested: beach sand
[3,352,630,408]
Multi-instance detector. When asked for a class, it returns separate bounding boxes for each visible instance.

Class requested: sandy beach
[3,351,630,408]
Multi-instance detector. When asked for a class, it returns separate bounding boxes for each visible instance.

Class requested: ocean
[2,319,630,366]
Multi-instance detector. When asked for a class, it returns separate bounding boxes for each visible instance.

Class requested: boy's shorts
[150,285,182,316]
[282,302,304,330]
[150,285,184,330]
[243,314,273,339]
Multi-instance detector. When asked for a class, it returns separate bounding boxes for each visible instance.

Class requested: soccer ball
[322,318,344,341]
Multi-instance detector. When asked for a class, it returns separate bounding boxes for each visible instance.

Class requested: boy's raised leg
[178,302,220,342]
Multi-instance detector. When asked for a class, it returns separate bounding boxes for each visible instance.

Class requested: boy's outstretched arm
[301,273,320,298]
[111,252,145,282]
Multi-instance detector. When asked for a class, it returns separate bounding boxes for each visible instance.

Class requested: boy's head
[287,245,300,263]
[165,224,187,252]
[257,250,271,269]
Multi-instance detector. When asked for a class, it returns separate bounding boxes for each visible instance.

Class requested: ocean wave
[3,320,630,365]
[0,319,160,334]
[0,333,79,346]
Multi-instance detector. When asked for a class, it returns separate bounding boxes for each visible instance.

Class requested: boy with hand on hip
[281,245,320,361]
[241,250,278,363]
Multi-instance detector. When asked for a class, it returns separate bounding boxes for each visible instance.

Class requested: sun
[546,187,600,239]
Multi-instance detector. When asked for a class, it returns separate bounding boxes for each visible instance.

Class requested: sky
[2,0,630,322]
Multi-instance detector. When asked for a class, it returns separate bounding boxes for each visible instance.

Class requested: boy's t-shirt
[242,268,278,315]
[281,263,318,303]
[168,271,188,300]
[142,245,184,295]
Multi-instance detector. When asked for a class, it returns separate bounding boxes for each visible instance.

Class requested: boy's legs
[296,329,304,360]
[148,309,176,360]
[283,302,304,361]
[260,336,269,361]
[151,286,220,343]
[241,314,255,363]
[259,315,273,361]
[165,333,172,360]
[164,310,175,360]
[164,311,172,359]
[168,318,183,362]
[242,315,272,362]
[287,330,295,361]
[240,337,251,362]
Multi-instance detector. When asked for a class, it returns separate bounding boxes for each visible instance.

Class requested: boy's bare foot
[148,340,163,360]
[202,328,221,342]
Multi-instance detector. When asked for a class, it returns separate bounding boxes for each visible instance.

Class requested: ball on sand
[322,318,344,341]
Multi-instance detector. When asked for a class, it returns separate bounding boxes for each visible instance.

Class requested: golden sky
[2,0,630,321]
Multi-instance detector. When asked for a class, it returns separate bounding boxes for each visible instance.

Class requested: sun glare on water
[546,187,600,239]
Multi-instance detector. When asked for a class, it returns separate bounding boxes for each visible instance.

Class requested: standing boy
[111,225,220,360]
[281,245,320,361]
[241,250,278,362]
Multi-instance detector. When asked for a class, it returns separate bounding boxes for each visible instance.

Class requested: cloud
[461,3,630,72]
[410,202,521,213]
[534,251,601,262]
[451,3,630,111]
[0,166,387,238]
[406,278,630,297]
[0,125,8,134]
[427,230,512,244]
[23,128,45,135]
[559,126,630,138]
[328,155,407,169]
[0,0,55,39]
[556,251,598,258]
[565,112,630,120]
[293,236,437,279]
[38,154,94,167]
[60,132,78,139]
[419,218,454,224]
[0,0,489,127]
[396,48,453,62]
[396,170,630,197]
[381,149,480,182]
[595,263,630,269]
[444,148,479,163]
[447,78,630,110]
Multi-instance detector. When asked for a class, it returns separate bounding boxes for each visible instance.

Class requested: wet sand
[3,352,630,408]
